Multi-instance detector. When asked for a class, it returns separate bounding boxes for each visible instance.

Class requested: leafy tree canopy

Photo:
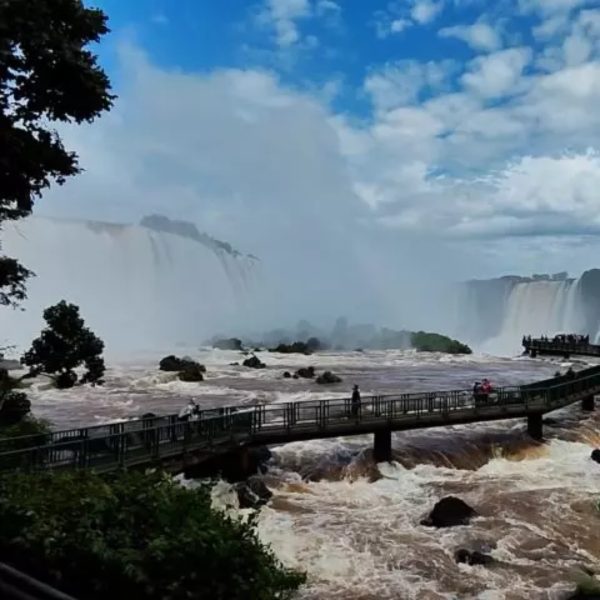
[0,470,305,600]
[0,0,114,305]
[22,300,105,387]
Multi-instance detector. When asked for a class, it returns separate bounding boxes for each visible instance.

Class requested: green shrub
[0,470,305,600]
[410,331,472,355]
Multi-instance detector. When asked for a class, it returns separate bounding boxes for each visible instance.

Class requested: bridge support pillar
[527,413,543,441]
[582,395,595,412]
[373,430,392,462]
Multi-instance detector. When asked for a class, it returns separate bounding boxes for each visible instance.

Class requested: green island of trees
[0,470,305,600]
[410,331,473,355]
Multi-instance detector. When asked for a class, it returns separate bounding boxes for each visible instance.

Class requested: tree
[22,301,105,388]
[0,0,114,306]
[0,470,306,600]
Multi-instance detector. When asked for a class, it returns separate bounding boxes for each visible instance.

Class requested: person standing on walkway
[351,385,361,417]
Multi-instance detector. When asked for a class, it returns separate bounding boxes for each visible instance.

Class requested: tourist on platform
[351,385,361,417]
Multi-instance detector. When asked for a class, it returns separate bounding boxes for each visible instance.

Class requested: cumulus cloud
[439,22,502,52]
[257,0,312,47]
[461,47,532,97]
[411,0,445,24]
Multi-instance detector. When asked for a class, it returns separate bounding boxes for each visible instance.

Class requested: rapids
[13,348,600,599]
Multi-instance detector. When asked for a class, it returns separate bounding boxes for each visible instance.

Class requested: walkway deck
[1,366,599,474]
[523,337,600,358]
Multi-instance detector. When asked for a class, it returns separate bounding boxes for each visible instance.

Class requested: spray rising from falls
[0,217,260,355]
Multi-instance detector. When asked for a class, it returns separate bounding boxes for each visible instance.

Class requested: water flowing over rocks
[454,549,494,566]
[211,338,243,351]
[296,367,315,379]
[236,478,273,509]
[315,371,342,385]
[421,496,477,528]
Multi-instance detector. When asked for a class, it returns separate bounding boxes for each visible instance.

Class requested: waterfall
[480,279,586,356]
[0,217,259,355]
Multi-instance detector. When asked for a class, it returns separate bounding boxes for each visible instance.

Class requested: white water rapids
[11,348,599,599]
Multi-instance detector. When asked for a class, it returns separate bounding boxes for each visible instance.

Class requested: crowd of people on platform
[523,334,590,345]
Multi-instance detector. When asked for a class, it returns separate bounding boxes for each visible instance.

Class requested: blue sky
[43,0,600,282]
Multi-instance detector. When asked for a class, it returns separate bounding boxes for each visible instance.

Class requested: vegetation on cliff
[411,331,472,355]
[0,470,305,600]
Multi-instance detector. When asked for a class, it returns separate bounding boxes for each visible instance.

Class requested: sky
[39,0,600,286]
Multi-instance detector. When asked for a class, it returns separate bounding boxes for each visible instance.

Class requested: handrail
[0,561,77,600]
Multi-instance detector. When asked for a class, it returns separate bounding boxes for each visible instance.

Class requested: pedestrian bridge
[523,337,600,358]
[0,366,599,475]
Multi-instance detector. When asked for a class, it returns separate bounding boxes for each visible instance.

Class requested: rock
[306,337,322,352]
[213,338,243,351]
[229,362,240,366]
[591,449,600,464]
[236,477,273,509]
[421,496,477,528]
[159,355,206,373]
[243,355,266,369]
[283,371,292,379]
[296,366,315,379]
[293,374,299,379]
[454,549,494,566]
[270,342,312,355]
[178,364,205,382]
[315,371,342,385]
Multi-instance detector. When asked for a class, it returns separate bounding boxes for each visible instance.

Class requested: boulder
[296,367,315,379]
[591,449,600,464]
[270,342,312,355]
[213,338,243,351]
[293,374,299,379]
[283,371,292,379]
[55,371,77,389]
[236,477,273,509]
[159,355,206,373]
[315,371,342,385]
[306,337,322,352]
[243,355,266,369]
[454,549,494,566]
[421,496,477,528]
[178,364,205,382]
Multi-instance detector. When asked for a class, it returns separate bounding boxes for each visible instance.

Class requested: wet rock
[283,371,292,379]
[229,362,240,366]
[421,496,477,528]
[270,342,312,355]
[236,477,273,509]
[315,371,342,385]
[159,355,206,373]
[212,338,243,351]
[591,449,600,464]
[296,366,315,379]
[293,373,299,379]
[178,364,205,382]
[306,337,322,352]
[454,549,494,566]
[243,355,266,369]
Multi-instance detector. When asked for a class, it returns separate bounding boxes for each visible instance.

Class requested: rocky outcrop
[159,355,206,373]
[212,338,243,351]
[591,449,600,464]
[315,371,342,385]
[283,371,292,379]
[178,364,205,382]
[270,342,312,355]
[296,367,315,379]
[236,477,273,509]
[421,497,477,527]
[454,549,494,566]
[243,355,266,369]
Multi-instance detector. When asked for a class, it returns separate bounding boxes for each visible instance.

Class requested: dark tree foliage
[22,300,105,388]
[0,470,306,600]
[0,0,114,305]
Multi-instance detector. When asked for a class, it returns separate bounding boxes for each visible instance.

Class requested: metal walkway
[523,337,600,358]
[1,365,599,474]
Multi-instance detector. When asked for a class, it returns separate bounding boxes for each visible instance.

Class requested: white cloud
[461,47,532,97]
[257,0,311,47]
[390,18,412,33]
[316,0,340,16]
[519,0,590,15]
[439,22,502,52]
[364,60,456,109]
[411,0,444,24]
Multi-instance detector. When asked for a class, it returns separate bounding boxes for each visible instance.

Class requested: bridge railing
[2,366,600,473]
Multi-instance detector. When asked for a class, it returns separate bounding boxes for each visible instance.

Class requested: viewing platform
[523,336,600,358]
[0,365,599,476]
